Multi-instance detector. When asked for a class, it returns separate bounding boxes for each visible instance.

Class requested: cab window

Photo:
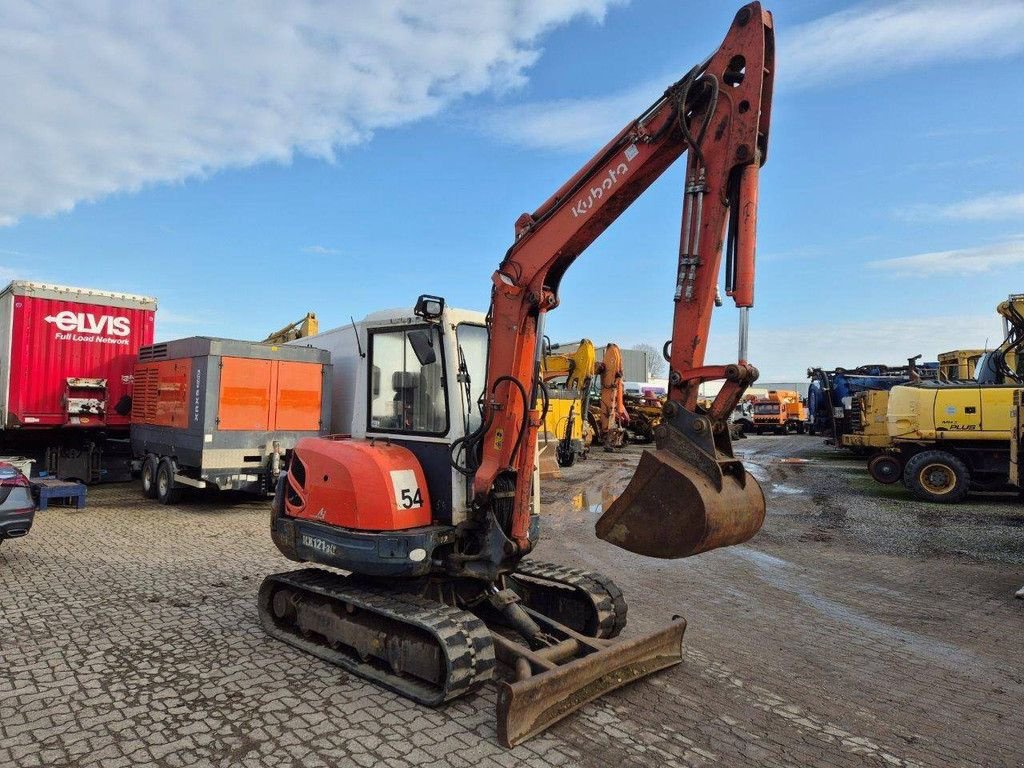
[367,326,448,435]
[454,323,488,434]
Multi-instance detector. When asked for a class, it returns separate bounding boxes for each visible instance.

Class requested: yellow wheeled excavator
[871,294,1024,499]
[260,3,774,746]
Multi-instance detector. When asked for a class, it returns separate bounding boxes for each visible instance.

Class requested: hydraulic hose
[492,375,530,467]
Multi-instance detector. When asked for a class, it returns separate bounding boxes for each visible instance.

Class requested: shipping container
[0,281,157,481]
[130,337,331,502]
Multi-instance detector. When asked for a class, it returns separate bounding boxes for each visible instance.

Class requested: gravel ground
[1,434,1021,767]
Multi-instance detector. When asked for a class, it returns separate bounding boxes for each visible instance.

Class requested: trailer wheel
[156,459,183,505]
[903,450,970,503]
[141,456,159,499]
[868,454,902,485]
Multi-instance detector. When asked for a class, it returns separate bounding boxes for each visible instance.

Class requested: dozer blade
[496,617,686,747]
[595,443,765,559]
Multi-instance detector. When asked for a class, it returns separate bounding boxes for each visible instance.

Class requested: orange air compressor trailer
[130,337,331,502]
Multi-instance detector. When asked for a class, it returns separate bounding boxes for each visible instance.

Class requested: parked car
[0,462,35,544]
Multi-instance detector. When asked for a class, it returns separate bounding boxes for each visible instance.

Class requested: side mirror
[414,294,445,321]
[408,329,437,366]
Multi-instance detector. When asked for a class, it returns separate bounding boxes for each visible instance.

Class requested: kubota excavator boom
[473,2,772,560]
[260,3,774,748]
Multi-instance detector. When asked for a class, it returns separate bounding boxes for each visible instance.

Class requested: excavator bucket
[494,615,686,747]
[595,418,765,558]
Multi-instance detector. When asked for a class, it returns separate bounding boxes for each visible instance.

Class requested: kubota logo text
[570,143,639,219]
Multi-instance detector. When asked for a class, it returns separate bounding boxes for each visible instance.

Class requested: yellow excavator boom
[263,312,319,344]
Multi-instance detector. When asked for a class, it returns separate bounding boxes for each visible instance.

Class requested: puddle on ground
[746,463,770,484]
[571,486,620,516]
[772,484,805,496]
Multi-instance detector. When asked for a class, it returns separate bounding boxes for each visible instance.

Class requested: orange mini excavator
[260,3,774,746]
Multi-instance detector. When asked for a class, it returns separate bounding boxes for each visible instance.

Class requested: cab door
[933,388,981,434]
[979,387,1016,436]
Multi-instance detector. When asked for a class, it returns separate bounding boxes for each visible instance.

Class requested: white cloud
[708,314,1004,382]
[302,245,340,256]
[156,309,201,325]
[868,239,1024,275]
[903,192,1024,221]
[480,79,659,153]
[486,0,1024,152]
[784,0,1024,88]
[0,1,619,225]
[154,307,219,342]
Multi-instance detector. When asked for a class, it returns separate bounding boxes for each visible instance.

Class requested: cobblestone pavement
[1,436,1021,767]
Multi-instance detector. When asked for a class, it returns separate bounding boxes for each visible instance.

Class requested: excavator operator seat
[416,362,446,433]
[392,371,419,431]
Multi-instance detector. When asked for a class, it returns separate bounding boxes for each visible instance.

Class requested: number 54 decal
[390,469,424,510]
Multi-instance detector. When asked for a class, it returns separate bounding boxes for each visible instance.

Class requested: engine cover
[285,437,432,531]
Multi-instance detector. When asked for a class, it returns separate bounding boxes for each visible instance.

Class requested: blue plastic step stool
[31,479,87,510]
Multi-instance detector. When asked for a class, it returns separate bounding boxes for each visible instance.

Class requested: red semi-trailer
[0,281,157,482]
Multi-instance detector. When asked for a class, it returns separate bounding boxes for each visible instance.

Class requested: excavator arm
[541,339,596,390]
[993,295,1024,383]
[472,3,773,559]
[263,312,319,344]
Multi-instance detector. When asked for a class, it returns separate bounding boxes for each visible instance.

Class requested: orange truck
[752,390,807,434]
[130,337,331,502]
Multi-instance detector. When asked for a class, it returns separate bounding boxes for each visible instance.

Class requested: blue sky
[1,0,1022,380]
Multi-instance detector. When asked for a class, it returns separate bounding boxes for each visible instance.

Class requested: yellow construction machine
[1011,388,1024,492]
[622,388,667,443]
[867,295,1024,498]
[539,339,597,467]
[937,349,986,381]
[263,312,319,344]
[844,348,1005,458]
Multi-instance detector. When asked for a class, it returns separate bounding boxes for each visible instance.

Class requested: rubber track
[510,559,628,639]
[259,568,496,705]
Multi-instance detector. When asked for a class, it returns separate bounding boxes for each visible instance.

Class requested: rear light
[0,464,34,512]
[0,466,28,487]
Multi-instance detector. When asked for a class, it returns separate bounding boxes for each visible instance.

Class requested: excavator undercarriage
[258,559,684,746]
